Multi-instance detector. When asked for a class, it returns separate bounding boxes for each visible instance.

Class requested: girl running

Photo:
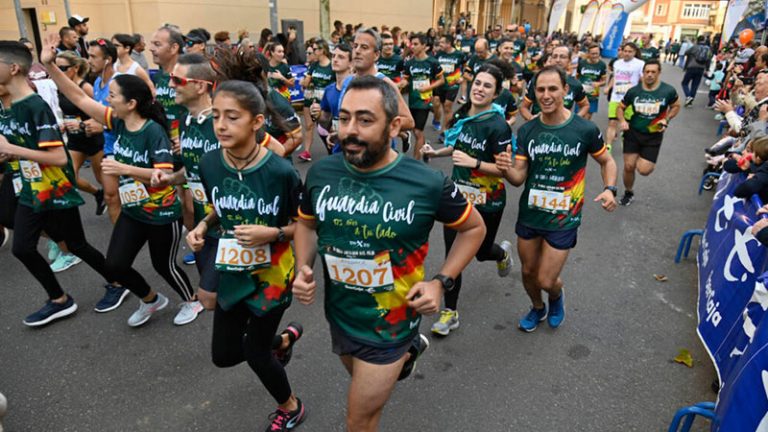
[421,63,515,336]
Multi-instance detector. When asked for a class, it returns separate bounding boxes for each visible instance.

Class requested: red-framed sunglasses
[169,73,213,87]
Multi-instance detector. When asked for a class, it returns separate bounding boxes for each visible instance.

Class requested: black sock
[144,293,158,304]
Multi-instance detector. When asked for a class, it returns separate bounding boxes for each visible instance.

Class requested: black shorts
[330,321,413,365]
[435,86,459,103]
[410,108,431,131]
[68,135,104,157]
[195,236,220,293]
[622,128,664,163]
[515,222,578,250]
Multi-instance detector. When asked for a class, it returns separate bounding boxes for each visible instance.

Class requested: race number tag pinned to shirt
[314,88,325,102]
[188,181,208,204]
[614,83,632,95]
[325,251,395,294]
[528,188,571,213]
[118,181,150,207]
[20,160,43,182]
[441,64,455,74]
[414,78,432,100]
[12,176,23,195]
[215,238,272,273]
[457,183,486,205]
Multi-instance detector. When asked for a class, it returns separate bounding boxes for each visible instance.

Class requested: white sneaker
[127,294,169,327]
[173,300,204,326]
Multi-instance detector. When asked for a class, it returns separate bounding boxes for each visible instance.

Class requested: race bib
[20,160,42,182]
[614,83,632,95]
[215,237,272,272]
[304,88,314,100]
[635,101,662,116]
[118,181,150,207]
[461,46,471,53]
[457,183,486,205]
[332,119,340,132]
[502,80,511,90]
[188,181,208,204]
[414,78,431,99]
[441,63,455,74]
[527,188,571,213]
[314,88,325,102]
[12,176,22,195]
[582,83,594,94]
[325,251,395,294]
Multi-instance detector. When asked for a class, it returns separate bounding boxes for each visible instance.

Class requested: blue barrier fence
[691,172,768,431]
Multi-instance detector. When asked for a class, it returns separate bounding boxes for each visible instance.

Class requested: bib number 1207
[325,252,394,294]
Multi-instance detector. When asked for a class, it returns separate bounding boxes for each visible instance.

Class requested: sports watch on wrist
[604,185,618,196]
[432,274,456,292]
[276,227,286,243]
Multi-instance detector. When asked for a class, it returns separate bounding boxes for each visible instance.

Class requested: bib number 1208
[215,238,271,272]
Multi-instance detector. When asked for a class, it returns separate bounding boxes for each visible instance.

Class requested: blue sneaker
[183,252,196,265]
[518,305,547,332]
[94,284,130,313]
[432,121,442,131]
[47,240,61,261]
[50,253,82,273]
[548,291,565,328]
[23,296,78,327]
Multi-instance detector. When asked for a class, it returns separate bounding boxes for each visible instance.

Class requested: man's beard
[340,130,390,169]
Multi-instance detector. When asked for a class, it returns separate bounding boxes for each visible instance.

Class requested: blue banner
[697,172,768,431]
[290,64,307,105]
[600,11,628,58]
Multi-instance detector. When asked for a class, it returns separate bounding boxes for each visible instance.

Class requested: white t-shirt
[610,58,645,103]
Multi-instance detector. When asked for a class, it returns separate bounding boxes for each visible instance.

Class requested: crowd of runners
[1,11,765,431]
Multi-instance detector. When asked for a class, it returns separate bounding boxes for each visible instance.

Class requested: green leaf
[674,349,694,368]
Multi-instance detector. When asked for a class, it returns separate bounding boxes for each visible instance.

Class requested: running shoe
[685,97,694,107]
[94,189,107,216]
[431,309,459,336]
[127,293,169,327]
[518,305,547,333]
[94,284,130,313]
[82,159,91,168]
[497,240,514,277]
[182,252,196,265]
[432,120,441,131]
[402,131,412,153]
[50,253,82,273]
[173,300,204,325]
[297,150,312,162]
[23,296,78,327]
[437,132,445,144]
[398,333,429,380]
[548,290,565,328]
[47,240,61,261]
[265,398,306,432]
[0,227,9,249]
[619,191,634,206]
[274,321,304,367]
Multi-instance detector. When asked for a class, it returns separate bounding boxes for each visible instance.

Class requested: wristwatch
[604,185,618,196]
[432,274,456,292]
[276,227,286,242]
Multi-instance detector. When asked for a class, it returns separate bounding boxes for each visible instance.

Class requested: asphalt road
[0,64,718,431]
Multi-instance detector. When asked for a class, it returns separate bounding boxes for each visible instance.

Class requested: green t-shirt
[465,54,496,76]
[268,63,294,101]
[305,61,335,106]
[299,154,471,347]
[493,89,518,120]
[576,59,607,101]
[0,102,21,197]
[376,54,404,83]
[265,89,301,144]
[199,150,300,315]
[436,50,466,90]
[152,69,188,140]
[622,82,679,134]
[403,56,443,109]
[516,113,606,231]
[10,94,83,212]
[525,75,587,115]
[513,39,526,58]
[180,113,220,237]
[448,109,512,212]
[107,115,181,224]
[639,47,660,61]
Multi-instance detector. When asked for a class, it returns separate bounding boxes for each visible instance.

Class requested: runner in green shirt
[0,84,20,234]
[576,44,607,120]
[298,39,335,162]
[0,40,124,327]
[421,63,515,336]
[185,77,306,432]
[293,76,485,432]
[434,34,466,132]
[376,34,404,84]
[496,65,618,333]
[265,42,296,102]
[521,46,590,120]
[402,33,444,159]
[616,59,680,206]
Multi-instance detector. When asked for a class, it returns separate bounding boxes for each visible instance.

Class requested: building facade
[628,0,727,43]
[433,0,550,33]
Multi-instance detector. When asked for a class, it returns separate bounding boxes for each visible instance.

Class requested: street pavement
[0,64,718,431]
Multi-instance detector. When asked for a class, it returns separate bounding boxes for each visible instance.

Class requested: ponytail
[113,74,169,136]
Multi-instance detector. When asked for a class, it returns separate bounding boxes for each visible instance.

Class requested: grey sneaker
[431,309,459,336]
[173,300,204,326]
[497,240,514,277]
[127,294,169,327]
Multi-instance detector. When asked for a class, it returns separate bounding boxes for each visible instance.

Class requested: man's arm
[0,136,67,167]
[520,97,535,121]
[576,97,590,118]
[591,149,618,212]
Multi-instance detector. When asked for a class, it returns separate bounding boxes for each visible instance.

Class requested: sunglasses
[58,64,75,72]
[169,73,213,87]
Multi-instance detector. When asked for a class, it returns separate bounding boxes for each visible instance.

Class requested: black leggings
[12,204,111,300]
[0,173,18,229]
[211,302,292,404]
[442,209,505,310]
[105,214,194,301]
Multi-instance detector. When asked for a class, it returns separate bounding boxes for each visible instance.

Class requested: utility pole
[13,0,27,39]
[269,0,279,33]
[319,0,330,39]
[63,0,72,19]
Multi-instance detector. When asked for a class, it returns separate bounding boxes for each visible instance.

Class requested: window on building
[656,4,666,15]
[681,3,711,19]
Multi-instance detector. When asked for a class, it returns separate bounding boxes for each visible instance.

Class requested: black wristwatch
[432,274,456,292]
[276,227,286,242]
[604,185,618,196]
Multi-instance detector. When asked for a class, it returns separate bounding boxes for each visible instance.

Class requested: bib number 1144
[528,189,570,212]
